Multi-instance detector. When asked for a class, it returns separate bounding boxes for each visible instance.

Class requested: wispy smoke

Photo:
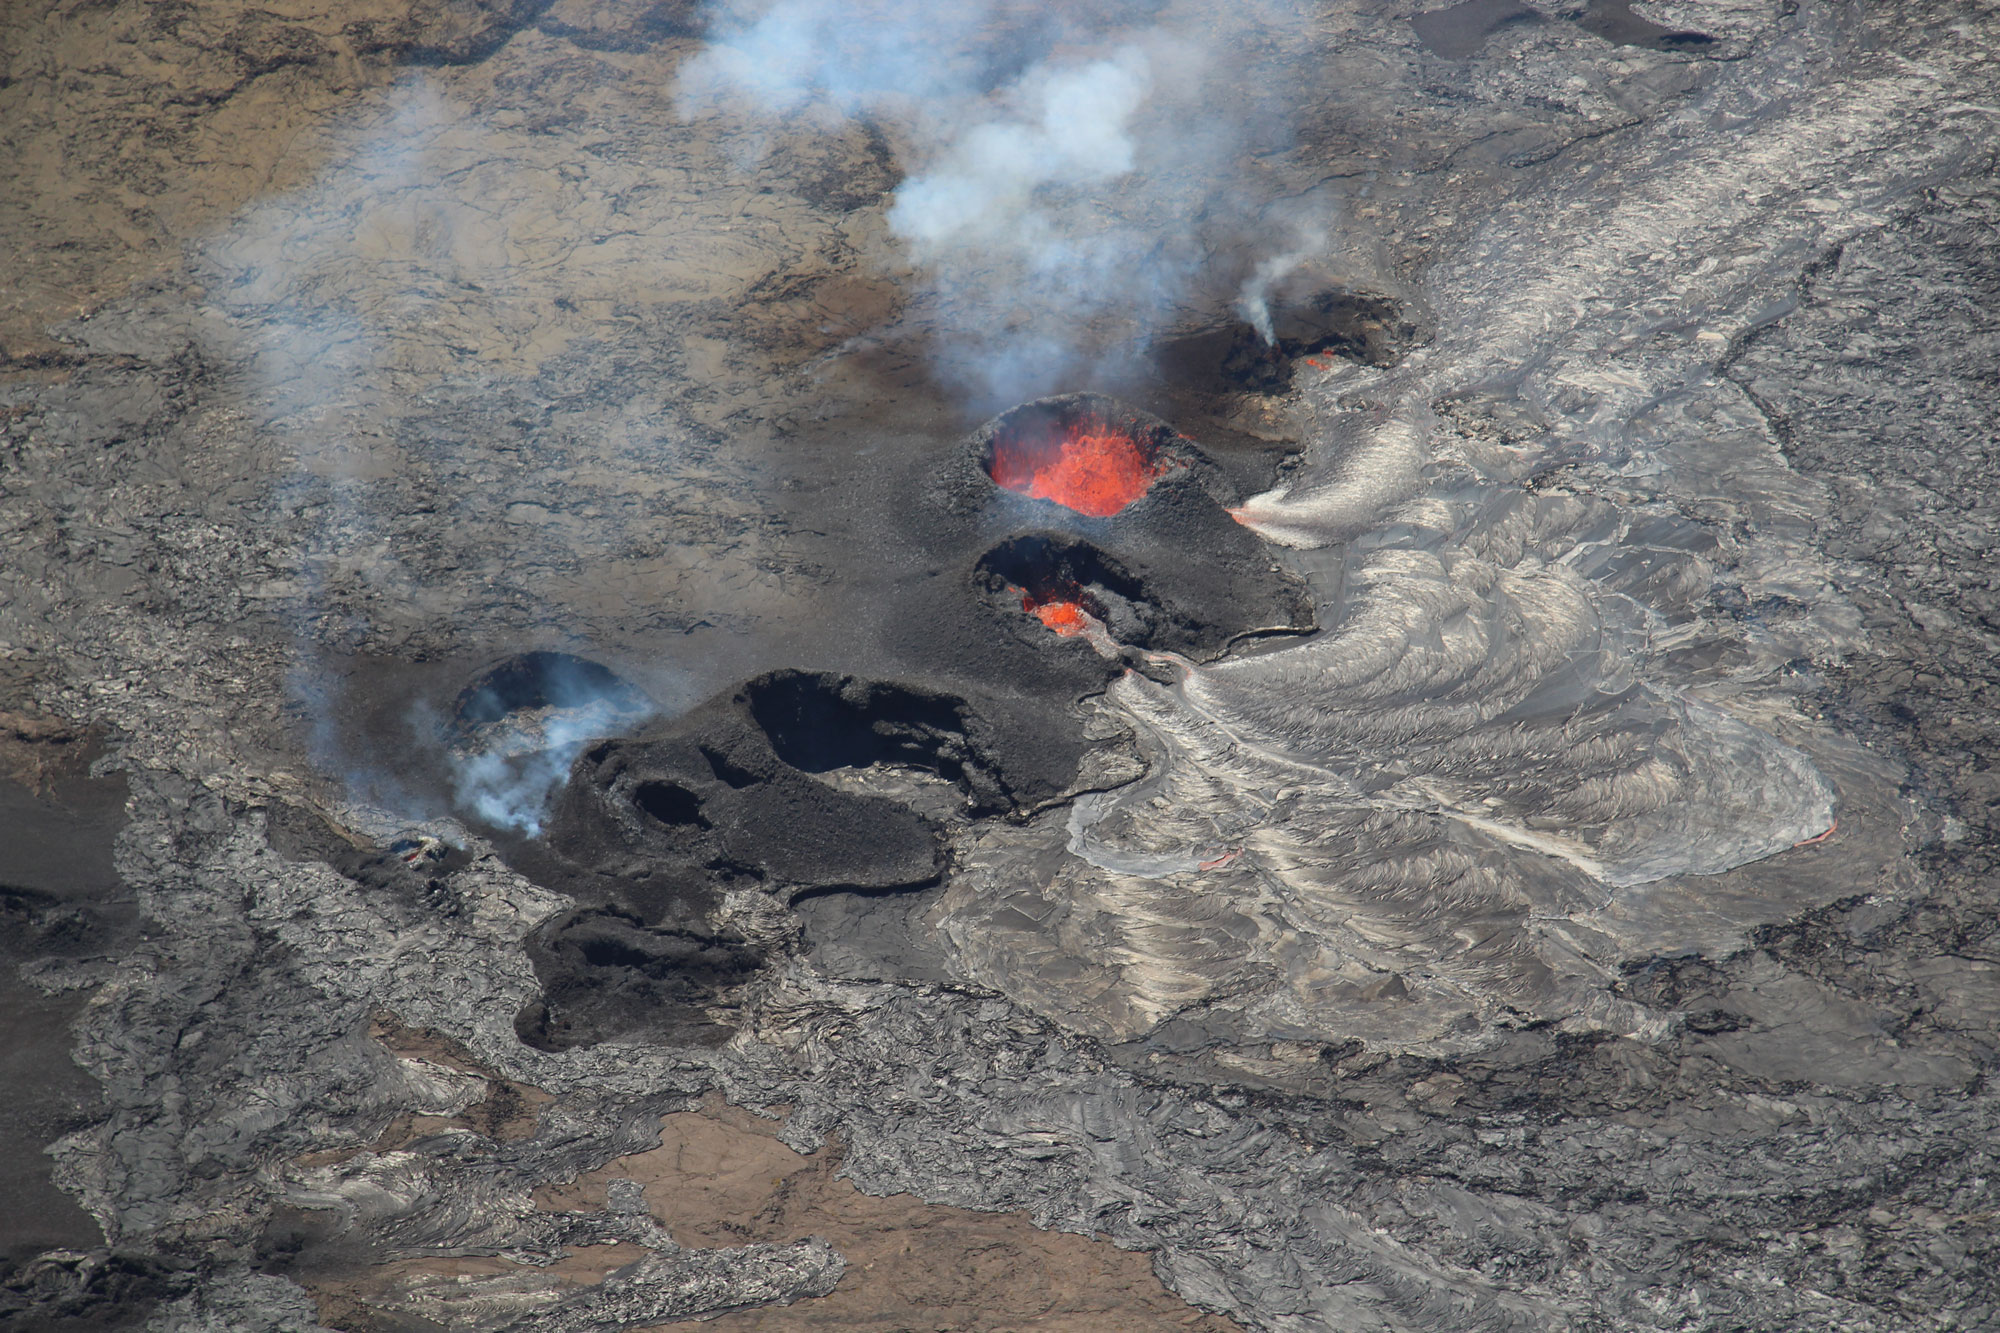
[447,693,653,837]
[442,654,657,837]
[677,0,1305,403]
[887,44,1158,256]
[1234,218,1329,346]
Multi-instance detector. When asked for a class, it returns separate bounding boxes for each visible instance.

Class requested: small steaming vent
[983,400,1168,517]
[445,652,655,837]
[1158,281,1416,397]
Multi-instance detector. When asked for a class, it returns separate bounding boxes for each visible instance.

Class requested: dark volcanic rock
[534,0,703,52]
[1411,0,1541,60]
[0,762,135,1292]
[547,714,946,901]
[515,908,761,1050]
[1575,0,1717,54]
[538,669,1034,908]
[517,664,1136,1047]
[346,0,558,65]
[1158,281,1419,399]
[741,669,1020,816]
[0,1248,189,1333]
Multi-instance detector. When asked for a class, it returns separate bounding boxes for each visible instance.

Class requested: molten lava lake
[987,419,1165,516]
[1020,587,1092,635]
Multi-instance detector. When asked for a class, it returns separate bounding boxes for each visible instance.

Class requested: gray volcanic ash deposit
[1,0,1997,1330]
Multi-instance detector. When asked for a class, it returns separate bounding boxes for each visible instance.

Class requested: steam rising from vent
[445,653,655,837]
[1234,219,1329,346]
[450,707,621,837]
[987,415,1164,515]
[676,0,1299,401]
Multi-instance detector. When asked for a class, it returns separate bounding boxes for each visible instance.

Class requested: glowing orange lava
[1021,589,1090,636]
[990,421,1162,517]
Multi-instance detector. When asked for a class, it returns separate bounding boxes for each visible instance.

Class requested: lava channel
[988,418,1164,517]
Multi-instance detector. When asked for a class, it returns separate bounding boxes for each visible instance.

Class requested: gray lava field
[1,0,1997,1329]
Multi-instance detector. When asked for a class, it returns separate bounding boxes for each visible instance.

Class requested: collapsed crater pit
[441,651,656,838]
[977,535,1156,647]
[740,670,1012,814]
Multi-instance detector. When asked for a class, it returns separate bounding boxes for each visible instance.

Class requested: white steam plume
[449,707,608,838]
[887,45,1155,257]
[446,693,655,837]
[1234,218,1330,346]
[677,0,1303,403]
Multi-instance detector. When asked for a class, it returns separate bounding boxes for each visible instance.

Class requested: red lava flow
[990,421,1162,517]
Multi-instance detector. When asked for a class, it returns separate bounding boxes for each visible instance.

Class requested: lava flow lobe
[987,416,1164,516]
